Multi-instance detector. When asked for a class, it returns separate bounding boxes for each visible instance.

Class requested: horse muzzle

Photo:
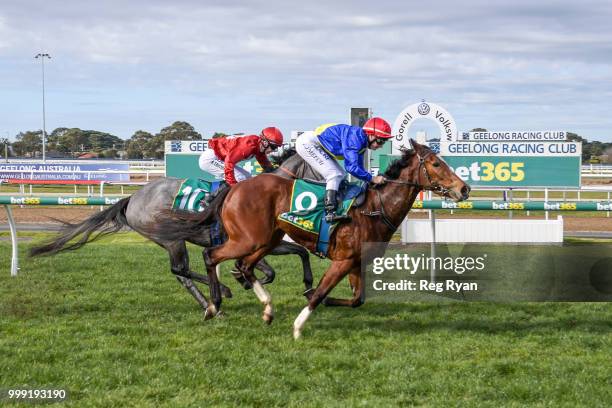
[447,183,471,202]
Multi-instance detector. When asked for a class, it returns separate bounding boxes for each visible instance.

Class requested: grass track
[1,233,611,407]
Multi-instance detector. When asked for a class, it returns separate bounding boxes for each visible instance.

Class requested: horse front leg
[322,268,364,307]
[269,240,314,299]
[293,260,353,340]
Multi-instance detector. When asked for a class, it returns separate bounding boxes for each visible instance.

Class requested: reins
[361,150,451,231]
[360,189,398,230]
[277,166,298,179]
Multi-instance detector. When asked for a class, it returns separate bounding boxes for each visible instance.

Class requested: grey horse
[30,154,315,319]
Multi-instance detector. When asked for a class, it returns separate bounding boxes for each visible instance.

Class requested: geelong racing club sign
[164,140,208,154]
[441,141,582,187]
[460,131,567,142]
[391,101,458,154]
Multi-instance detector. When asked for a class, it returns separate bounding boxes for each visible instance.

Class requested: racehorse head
[408,139,470,201]
[384,139,470,202]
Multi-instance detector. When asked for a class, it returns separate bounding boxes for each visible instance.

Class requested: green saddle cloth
[172,178,221,213]
[278,179,355,235]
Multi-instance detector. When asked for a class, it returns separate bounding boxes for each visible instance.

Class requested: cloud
[0,0,611,141]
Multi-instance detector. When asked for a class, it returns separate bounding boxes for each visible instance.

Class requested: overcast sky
[1,0,611,142]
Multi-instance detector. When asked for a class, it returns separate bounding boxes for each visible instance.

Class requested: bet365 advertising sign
[441,141,582,187]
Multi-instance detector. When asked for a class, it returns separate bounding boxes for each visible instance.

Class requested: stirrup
[324,211,351,223]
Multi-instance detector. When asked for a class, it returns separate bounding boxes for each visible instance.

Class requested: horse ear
[409,139,421,152]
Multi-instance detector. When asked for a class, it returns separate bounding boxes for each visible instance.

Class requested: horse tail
[153,183,231,242]
[29,197,131,257]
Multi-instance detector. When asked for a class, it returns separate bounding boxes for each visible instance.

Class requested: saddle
[172,178,225,213]
[172,178,226,246]
[278,179,368,257]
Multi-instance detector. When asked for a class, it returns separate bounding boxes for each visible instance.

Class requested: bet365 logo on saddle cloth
[172,178,219,212]
[278,179,352,235]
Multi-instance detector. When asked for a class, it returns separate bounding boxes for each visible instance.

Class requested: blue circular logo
[418,103,430,115]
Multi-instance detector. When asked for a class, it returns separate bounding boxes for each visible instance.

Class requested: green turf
[1,234,611,407]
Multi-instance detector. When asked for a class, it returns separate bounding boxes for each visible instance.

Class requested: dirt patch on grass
[0,207,99,223]
[402,211,612,232]
[1,207,610,232]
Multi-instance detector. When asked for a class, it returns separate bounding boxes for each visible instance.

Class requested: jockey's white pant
[198,149,251,182]
[295,131,345,191]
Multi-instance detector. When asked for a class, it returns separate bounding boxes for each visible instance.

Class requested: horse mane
[383,149,416,180]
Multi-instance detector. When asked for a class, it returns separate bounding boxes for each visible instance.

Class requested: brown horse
[166,139,470,338]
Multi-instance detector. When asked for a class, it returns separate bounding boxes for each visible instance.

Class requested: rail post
[429,190,436,283]
[5,205,19,276]
[545,188,549,220]
[527,190,530,216]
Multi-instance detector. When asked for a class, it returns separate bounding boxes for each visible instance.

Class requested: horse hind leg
[203,238,278,323]
[201,239,256,318]
[236,253,275,325]
[228,254,273,290]
[202,251,224,319]
[166,241,214,318]
[230,264,253,290]
[254,258,275,285]
[182,267,233,299]
[175,276,209,310]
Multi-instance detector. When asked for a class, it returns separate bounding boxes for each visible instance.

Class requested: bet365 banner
[440,141,581,187]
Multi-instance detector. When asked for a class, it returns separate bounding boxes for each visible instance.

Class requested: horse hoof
[262,304,274,325]
[263,313,274,325]
[204,305,218,321]
[242,281,253,290]
[221,287,233,298]
[293,328,302,340]
[215,310,226,319]
[303,288,315,300]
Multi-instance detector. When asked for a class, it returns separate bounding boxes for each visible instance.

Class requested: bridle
[362,150,452,231]
[385,151,452,197]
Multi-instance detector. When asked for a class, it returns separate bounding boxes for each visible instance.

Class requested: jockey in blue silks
[295,117,392,222]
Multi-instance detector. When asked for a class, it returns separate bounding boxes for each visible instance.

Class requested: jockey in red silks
[199,127,284,185]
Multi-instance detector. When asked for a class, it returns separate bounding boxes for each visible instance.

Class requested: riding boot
[324,189,351,223]
[202,183,228,208]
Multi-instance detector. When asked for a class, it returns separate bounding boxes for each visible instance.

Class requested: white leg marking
[263,303,274,324]
[264,303,274,317]
[204,303,218,321]
[215,264,221,280]
[252,281,271,304]
[293,306,312,340]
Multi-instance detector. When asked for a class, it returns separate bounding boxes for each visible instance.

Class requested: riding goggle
[374,138,388,145]
[261,136,280,150]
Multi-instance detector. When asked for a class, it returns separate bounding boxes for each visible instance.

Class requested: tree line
[566,132,612,164]
[2,123,610,163]
[3,121,229,160]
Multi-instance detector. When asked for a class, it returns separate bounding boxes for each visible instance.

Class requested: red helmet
[260,127,284,146]
[363,117,392,139]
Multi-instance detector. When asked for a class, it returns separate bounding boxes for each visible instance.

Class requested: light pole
[34,53,51,162]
